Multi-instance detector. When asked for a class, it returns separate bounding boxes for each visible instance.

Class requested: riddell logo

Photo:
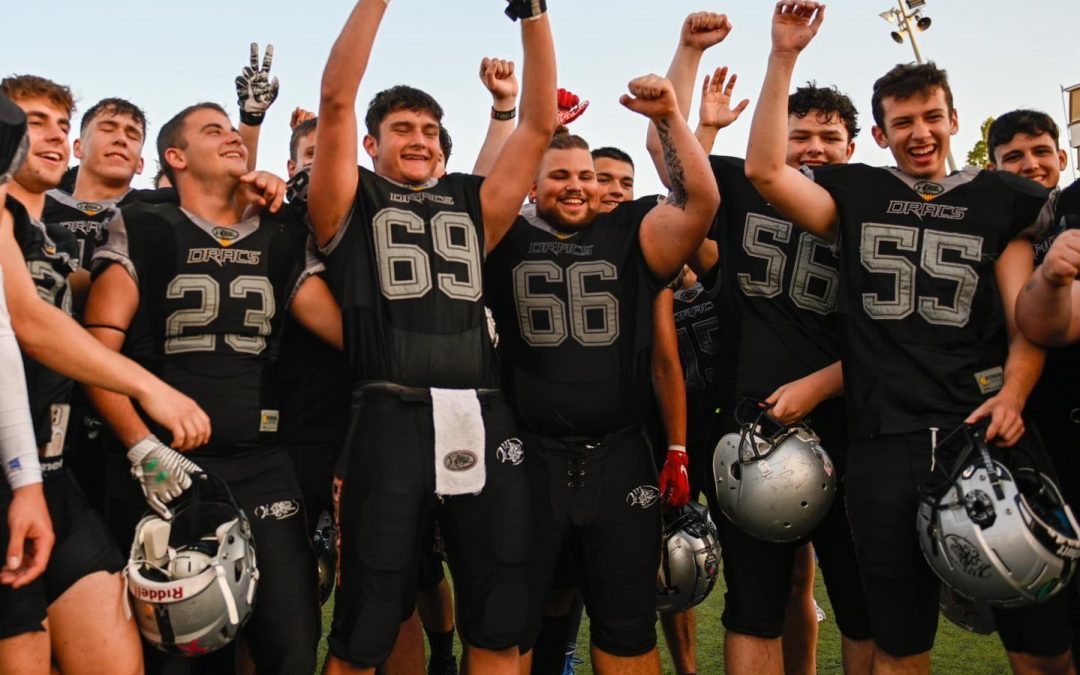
[135,586,184,601]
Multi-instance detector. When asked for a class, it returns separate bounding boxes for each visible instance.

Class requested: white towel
[431,388,486,496]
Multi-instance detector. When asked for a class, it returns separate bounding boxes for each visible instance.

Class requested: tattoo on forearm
[658,121,688,210]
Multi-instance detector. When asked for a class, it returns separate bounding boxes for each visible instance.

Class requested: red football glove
[659,447,690,507]
[556,88,589,126]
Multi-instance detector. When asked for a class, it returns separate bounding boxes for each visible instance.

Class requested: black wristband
[239,110,265,127]
[491,107,517,121]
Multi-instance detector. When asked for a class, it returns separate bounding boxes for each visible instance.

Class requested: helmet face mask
[657,501,721,613]
[713,403,837,543]
[917,423,1080,608]
[125,474,259,656]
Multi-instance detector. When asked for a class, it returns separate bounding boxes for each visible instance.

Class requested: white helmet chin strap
[215,565,240,626]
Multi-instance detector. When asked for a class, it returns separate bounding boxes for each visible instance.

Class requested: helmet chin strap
[216,564,241,626]
[972,428,1006,501]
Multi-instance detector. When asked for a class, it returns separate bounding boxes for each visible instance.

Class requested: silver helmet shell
[125,475,259,656]
[713,414,836,543]
[917,424,1080,607]
[657,502,721,614]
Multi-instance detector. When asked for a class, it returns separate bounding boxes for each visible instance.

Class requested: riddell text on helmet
[134,586,185,602]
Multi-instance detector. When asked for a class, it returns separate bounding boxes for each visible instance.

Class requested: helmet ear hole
[800,501,808,508]
[729,463,741,481]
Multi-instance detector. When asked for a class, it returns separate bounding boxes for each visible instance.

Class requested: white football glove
[127,435,202,519]
[235,43,279,126]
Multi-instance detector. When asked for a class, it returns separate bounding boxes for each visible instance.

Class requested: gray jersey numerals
[513,260,620,347]
[859,223,982,327]
[738,213,838,315]
[373,208,482,302]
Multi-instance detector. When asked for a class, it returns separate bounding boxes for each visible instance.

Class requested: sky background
[3,1,1079,194]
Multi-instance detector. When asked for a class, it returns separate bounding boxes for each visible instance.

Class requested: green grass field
[315,563,1014,674]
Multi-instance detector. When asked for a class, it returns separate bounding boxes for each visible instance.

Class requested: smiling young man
[744,3,1069,673]
[85,102,342,674]
[0,79,212,675]
[989,110,1080,671]
[42,98,155,275]
[483,70,719,673]
[307,1,556,673]
[646,12,872,674]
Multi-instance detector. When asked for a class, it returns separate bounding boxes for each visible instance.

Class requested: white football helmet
[713,404,837,542]
[918,422,1080,607]
[125,473,258,656]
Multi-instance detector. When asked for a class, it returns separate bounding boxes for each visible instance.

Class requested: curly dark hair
[364,85,443,138]
[987,110,1060,163]
[789,82,860,141]
[871,62,953,130]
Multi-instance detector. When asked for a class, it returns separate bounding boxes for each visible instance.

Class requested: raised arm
[479,6,557,253]
[309,0,388,247]
[744,0,837,242]
[646,12,733,188]
[1017,229,1080,345]
[626,76,719,281]
[472,58,519,177]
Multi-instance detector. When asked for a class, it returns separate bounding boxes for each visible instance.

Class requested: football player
[483,71,719,673]
[0,80,211,675]
[647,12,874,674]
[987,110,1080,669]
[593,145,701,675]
[85,102,342,674]
[307,1,556,673]
[745,3,1071,673]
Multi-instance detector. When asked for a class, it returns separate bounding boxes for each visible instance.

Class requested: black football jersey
[712,156,842,402]
[484,198,660,438]
[320,167,498,389]
[92,203,319,455]
[672,276,724,444]
[43,187,178,270]
[808,164,1048,438]
[6,195,78,447]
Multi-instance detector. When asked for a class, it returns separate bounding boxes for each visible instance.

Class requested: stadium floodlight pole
[1063,82,1080,181]
[880,0,957,173]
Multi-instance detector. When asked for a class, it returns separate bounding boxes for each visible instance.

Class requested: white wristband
[668,444,687,454]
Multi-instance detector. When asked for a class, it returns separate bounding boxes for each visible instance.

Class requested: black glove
[505,0,546,22]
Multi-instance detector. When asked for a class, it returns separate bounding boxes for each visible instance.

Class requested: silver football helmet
[713,404,837,542]
[313,509,337,606]
[917,422,1080,607]
[657,502,721,614]
[125,473,259,656]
